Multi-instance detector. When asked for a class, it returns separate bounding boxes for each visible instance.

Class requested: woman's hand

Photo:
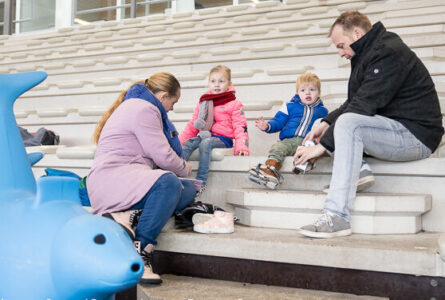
[255,116,269,131]
[293,144,326,165]
[186,162,193,176]
[303,121,329,144]
[238,151,249,156]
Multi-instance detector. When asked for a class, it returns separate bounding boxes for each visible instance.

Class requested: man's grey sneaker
[322,162,375,193]
[299,213,352,238]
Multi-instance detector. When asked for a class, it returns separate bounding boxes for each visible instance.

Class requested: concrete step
[156,225,444,278]
[226,189,431,234]
[137,274,387,300]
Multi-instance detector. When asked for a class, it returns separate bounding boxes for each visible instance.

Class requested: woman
[87,72,196,284]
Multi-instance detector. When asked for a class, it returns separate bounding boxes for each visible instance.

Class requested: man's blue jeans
[182,136,228,185]
[131,173,196,248]
[325,113,432,220]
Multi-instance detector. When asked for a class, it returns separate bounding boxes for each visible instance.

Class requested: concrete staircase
[151,221,445,299]
[2,0,443,298]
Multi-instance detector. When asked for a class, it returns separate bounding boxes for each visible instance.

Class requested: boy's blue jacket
[265,94,328,140]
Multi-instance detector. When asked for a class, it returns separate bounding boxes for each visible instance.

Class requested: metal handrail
[74,0,171,16]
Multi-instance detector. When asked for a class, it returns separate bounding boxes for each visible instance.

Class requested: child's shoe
[193,211,235,234]
[248,159,283,190]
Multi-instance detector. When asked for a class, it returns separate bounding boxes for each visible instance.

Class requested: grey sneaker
[322,161,375,193]
[299,213,352,238]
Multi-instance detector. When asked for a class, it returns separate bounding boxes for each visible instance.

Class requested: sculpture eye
[94,234,106,244]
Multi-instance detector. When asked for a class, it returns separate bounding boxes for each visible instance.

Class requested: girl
[179,65,250,186]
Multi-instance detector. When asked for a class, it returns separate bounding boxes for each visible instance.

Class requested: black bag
[174,201,225,229]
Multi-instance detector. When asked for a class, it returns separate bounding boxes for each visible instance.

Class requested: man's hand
[255,116,269,131]
[303,121,329,144]
[293,144,326,165]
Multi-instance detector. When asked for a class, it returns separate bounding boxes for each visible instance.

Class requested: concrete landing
[138,274,387,300]
[156,225,444,277]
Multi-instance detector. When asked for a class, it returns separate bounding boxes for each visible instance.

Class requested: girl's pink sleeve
[231,100,250,155]
[179,102,200,145]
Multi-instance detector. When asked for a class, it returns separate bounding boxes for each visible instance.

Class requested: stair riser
[234,208,422,234]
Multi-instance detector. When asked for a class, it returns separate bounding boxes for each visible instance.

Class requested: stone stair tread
[227,189,431,213]
[157,226,442,277]
[138,274,387,300]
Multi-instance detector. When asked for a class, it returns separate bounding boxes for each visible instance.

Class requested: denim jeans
[182,136,228,184]
[131,173,196,248]
[325,113,431,220]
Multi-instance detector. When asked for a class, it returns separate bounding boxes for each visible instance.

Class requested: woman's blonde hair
[209,65,231,81]
[92,72,180,144]
[296,73,321,93]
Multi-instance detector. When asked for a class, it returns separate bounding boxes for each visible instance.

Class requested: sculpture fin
[28,152,44,166]
[0,72,47,199]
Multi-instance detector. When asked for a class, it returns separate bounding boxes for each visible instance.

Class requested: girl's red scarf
[199,91,236,106]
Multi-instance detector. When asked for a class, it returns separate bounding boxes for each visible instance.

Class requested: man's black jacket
[320,22,444,152]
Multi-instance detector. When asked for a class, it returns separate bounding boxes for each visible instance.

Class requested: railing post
[3,0,15,35]
[130,0,136,18]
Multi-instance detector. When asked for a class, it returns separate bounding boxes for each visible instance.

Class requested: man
[294,11,444,238]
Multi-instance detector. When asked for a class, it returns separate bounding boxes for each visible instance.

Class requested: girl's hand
[186,162,193,176]
[238,151,249,156]
[293,144,326,165]
[255,116,269,131]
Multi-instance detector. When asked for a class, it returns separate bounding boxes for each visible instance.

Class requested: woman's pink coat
[179,87,250,154]
[87,99,189,215]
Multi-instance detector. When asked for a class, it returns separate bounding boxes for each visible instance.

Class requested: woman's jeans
[131,173,196,248]
[325,113,431,220]
[182,136,228,185]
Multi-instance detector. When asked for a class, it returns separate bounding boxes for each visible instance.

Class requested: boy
[249,73,328,189]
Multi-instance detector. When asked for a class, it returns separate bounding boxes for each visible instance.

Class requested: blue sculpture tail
[0,71,47,199]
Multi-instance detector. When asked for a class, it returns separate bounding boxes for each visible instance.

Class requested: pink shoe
[193,211,235,234]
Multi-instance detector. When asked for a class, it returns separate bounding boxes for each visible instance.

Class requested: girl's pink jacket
[179,87,250,155]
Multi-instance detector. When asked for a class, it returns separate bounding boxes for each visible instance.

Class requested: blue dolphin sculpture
[0,72,143,300]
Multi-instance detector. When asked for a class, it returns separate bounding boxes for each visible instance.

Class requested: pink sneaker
[193,211,235,234]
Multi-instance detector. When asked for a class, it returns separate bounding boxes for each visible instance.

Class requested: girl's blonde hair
[92,72,180,144]
[296,73,321,93]
[209,65,231,81]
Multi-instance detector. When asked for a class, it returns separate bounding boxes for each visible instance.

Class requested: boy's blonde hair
[209,65,231,81]
[296,73,321,92]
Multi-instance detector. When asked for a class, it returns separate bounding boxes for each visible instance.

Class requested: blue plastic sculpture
[0,72,143,300]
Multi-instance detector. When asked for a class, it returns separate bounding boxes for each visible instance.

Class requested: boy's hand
[255,116,269,131]
[238,151,249,156]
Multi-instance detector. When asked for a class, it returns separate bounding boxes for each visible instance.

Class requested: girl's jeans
[131,173,196,248]
[325,113,431,220]
[182,136,228,185]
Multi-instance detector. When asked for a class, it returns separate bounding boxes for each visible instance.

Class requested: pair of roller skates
[248,141,316,190]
